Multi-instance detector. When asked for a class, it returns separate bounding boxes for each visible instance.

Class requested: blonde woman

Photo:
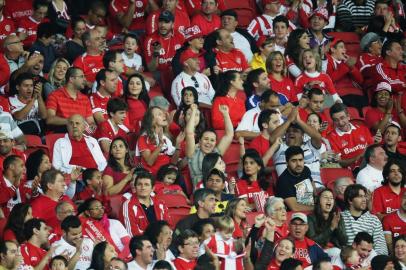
[44,58,70,98]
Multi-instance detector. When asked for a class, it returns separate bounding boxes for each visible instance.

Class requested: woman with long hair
[88,241,118,270]
[267,51,297,105]
[44,58,70,98]
[306,188,347,252]
[102,137,134,195]
[123,74,150,133]
[285,29,310,78]
[224,198,249,239]
[3,203,33,243]
[64,17,86,63]
[25,149,52,198]
[211,70,246,130]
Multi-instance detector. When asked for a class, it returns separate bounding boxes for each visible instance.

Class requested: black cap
[220,9,238,19]
[159,10,175,22]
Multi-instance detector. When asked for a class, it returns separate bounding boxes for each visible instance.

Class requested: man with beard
[383,189,406,253]
[342,184,388,255]
[46,68,95,133]
[0,241,23,270]
[276,146,315,212]
[52,215,94,270]
[372,160,406,220]
[128,235,155,270]
[382,122,406,168]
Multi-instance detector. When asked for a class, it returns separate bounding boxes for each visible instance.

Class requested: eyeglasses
[191,76,199,88]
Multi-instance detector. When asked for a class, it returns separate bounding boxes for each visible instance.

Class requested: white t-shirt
[108,219,130,252]
[127,260,154,270]
[356,164,384,192]
[122,52,143,70]
[236,106,261,133]
[52,237,94,270]
[231,31,253,63]
[9,95,39,124]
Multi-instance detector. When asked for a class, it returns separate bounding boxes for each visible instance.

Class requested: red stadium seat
[45,133,65,161]
[109,195,125,219]
[320,168,354,188]
[223,0,258,27]
[169,208,191,228]
[329,32,361,58]
[25,135,49,156]
[156,194,190,209]
[347,106,362,120]
[223,142,241,177]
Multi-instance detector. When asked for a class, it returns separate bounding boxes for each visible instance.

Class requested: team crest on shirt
[136,1,143,7]
[236,58,241,64]
[360,136,365,142]
[83,245,89,251]
[5,25,10,32]
[341,140,348,147]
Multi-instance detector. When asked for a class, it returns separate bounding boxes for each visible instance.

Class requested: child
[194,218,216,255]
[204,216,244,270]
[156,164,190,203]
[295,49,342,104]
[121,34,143,71]
[340,246,363,269]
[50,255,68,270]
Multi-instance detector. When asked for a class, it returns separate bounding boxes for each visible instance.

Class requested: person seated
[119,171,171,237]
[127,236,156,270]
[3,203,33,244]
[75,168,108,206]
[95,98,129,154]
[356,32,383,73]
[0,241,22,270]
[31,169,76,229]
[0,131,26,173]
[49,256,69,270]
[53,114,107,174]
[173,230,200,270]
[191,0,221,36]
[250,37,275,73]
[333,176,353,210]
[244,68,271,111]
[382,121,406,168]
[306,8,333,48]
[155,164,189,202]
[29,22,58,73]
[336,0,375,32]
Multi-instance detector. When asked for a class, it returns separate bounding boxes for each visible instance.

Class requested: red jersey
[293,238,315,268]
[90,92,110,121]
[69,137,99,168]
[0,54,11,89]
[146,9,190,36]
[17,16,47,48]
[20,242,47,268]
[295,71,339,100]
[356,53,382,73]
[0,148,26,172]
[249,135,273,167]
[364,60,406,96]
[365,107,399,132]
[143,32,184,71]
[235,179,262,204]
[327,124,373,169]
[372,185,404,215]
[211,95,246,129]
[95,119,129,143]
[191,14,221,36]
[205,233,244,270]
[126,98,147,133]
[382,210,406,238]
[173,257,197,270]
[31,194,75,228]
[0,176,28,217]
[215,48,250,72]
[184,0,226,15]
[72,53,104,84]
[0,15,16,42]
[268,74,297,104]
[154,182,183,195]
[46,87,92,119]
[109,0,148,34]
[4,0,33,25]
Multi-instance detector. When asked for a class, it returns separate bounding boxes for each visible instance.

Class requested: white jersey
[52,237,94,270]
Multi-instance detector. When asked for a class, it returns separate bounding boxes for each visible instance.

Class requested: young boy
[95,98,129,153]
[50,256,68,270]
[121,34,143,71]
[340,246,363,270]
[75,168,103,202]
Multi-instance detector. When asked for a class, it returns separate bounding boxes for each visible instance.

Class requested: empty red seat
[45,133,65,161]
[320,168,354,188]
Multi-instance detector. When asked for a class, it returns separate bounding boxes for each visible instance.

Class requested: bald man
[52,114,106,174]
[334,177,353,210]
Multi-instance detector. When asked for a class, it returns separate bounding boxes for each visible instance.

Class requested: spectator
[88,241,117,270]
[383,121,406,168]
[298,0,336,30]
[90,69,119,125]
[95,98,128,154]
[52,215,94,270]
[393,235,406,268]
[72,29,105,88]
[312,259,335,270]
[75,168,105,203]
[3,203,33,243]
[338,232,378,268]
[123,74,150,134]
[0,155,26,217]
[287,213,329,268]
[298,88,331,131]
[341,184,388,255]
[9,72,47,136]
[383,189,406,254]
[108,258,128,270]
[17,0,49,48]
[52,201,76,243]
[173,230,199,270]
[0,35,25,92]
[338,245,363,269]
[146,0,190,36]
[127,235,155,270]
[46,67,95,132]
[0,1,16,43]
[29,22,58,73]
[52,114,106,173]
[271,108,324,188]
[144,221,175,262]
[44,58,70,98]
[191,0,221,36]
[307,8,332,49]
[224,198,249,239]
[50,256,69,270]
[356,32,383,73]
[333,176,353,210]
[202,168,234,205]
[306,188,347,252]
[175,188,216,236]
[25,149,51,196]
[327,103,375,170]
[276,146,315,211]
[250,37,275,72]
[64,17,86,63]
[356,144,388,192]
[285,29,310,78]
[0,131,26,171]
[185,103,233,186]
[266,51,297,104]
[47,0,71,34]
[271,16,289,54]
[20,218,53,270]
[336,0,375,32]
[220,9,257,63]
[102,50,128,97]
[211,71,246,129]
[121,34,143,72]
[120,171,170,237]
[171,49,215,108]
[0,241,22,270]
[31,169,75,228]
[155,164,189,200]
[244,68,271,110]
[280,258,303,270]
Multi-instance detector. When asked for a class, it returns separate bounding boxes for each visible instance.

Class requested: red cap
[180,49,199,65]
[183,25,204,42]
[309,7,329,22]
[330,38,344,48]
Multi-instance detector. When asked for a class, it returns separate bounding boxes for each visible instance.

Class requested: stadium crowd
[0,0,405,269]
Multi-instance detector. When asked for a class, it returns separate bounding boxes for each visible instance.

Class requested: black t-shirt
[276,166,315,210]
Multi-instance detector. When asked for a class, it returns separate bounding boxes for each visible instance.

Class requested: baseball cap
[330,38,344,48]
[183,25,204,42]
[150,96,170,110]
[375,81,392,93]
[179,49,199,65]
[158,10,174,22]
[220,9,238,19]
[309,7,329,22]
[360,32,381,52]
[0,131,13,140]
[290,212,308,224]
